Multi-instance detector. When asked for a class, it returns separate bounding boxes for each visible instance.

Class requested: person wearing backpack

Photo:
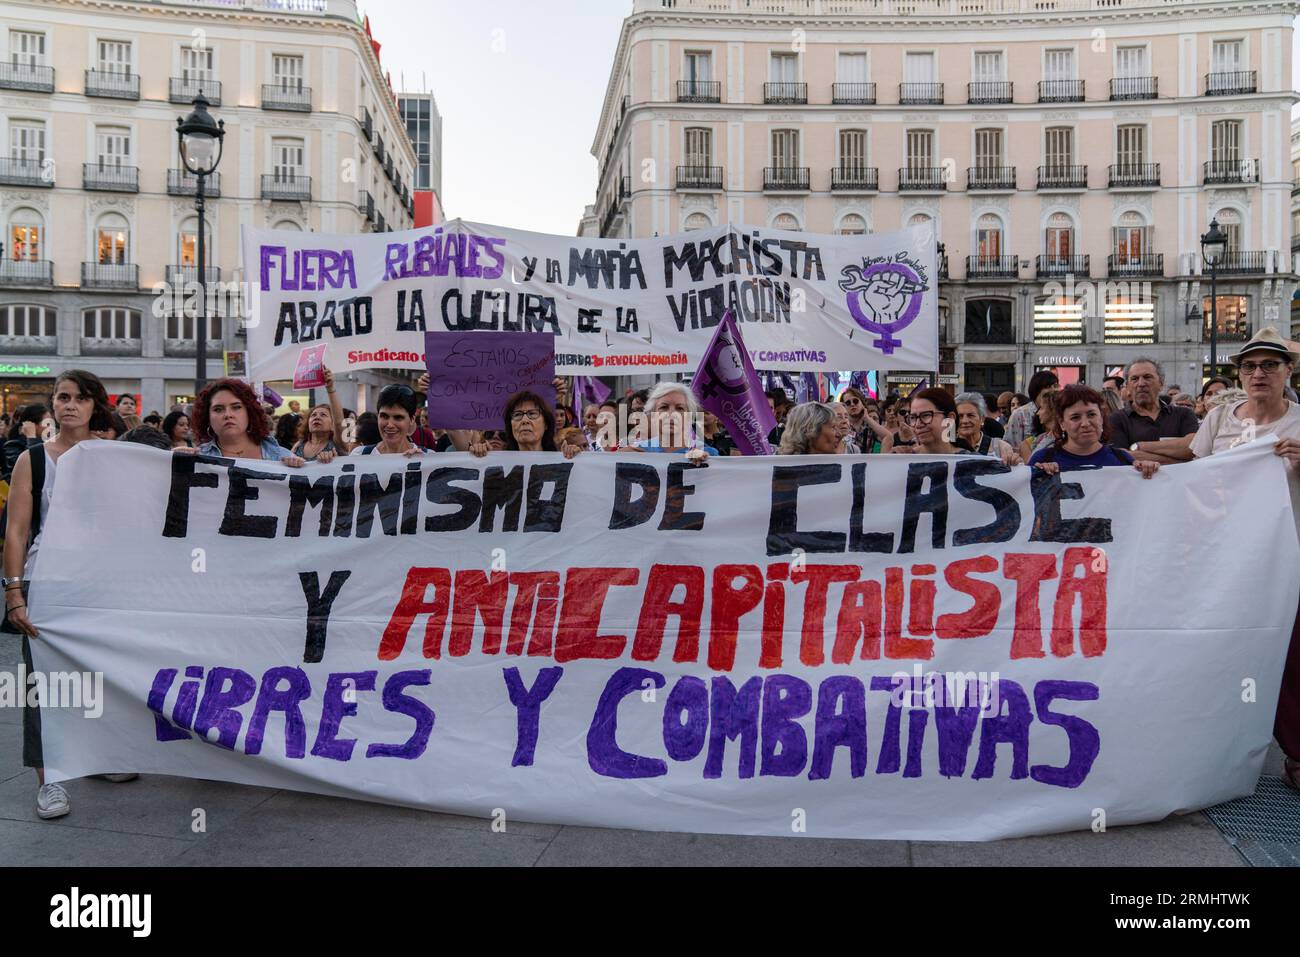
[1027,383,1160,479]
[2,370,137,821]
[2,403,47,484]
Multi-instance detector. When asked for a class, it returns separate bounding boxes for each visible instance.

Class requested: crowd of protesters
[4,325,1299,819]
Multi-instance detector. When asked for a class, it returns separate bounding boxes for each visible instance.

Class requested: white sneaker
[95,773,139,783]
[36,783,70,820]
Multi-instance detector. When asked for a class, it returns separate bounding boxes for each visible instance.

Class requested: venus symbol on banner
[839,254,930,356]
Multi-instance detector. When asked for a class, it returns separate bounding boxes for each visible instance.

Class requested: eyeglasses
[510,409,542,422]
[903,411,939,426]
[843,398,861,406]
[1238,359,1285,375]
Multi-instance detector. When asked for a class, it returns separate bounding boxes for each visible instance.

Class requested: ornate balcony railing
[832,82,875,105]
[1037,165,1087,189]
[676,165,723,190]
[677,80,721,102]
[831,166,879,191]
[764,82,808,104]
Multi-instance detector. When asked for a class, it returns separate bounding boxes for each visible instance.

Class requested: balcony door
[1116,125,1146,168]
[1044,48,1074,81]
[1211,40,1243,76]
[976,214,1003,259]
[1045,213,1073,259]
[273,139,304,182]
[9,212,41,262]
[10,31,45,67]
[10,123,44,164]
[1045,127,1073,168]
[771,129,798,170]
[906,129,933,172]
[97,39,131,75]
[769,53,797,84]
[182,46,214,85]
[1211,120,1241,165]
[95,128,130,169]
[837,52,866,84]
[1113,213,1148,263]
[685,51,711,83]
[904,52,934,84]
[839,129,866,173]
[684,127,712,168]
[272,54,303,93]
[974,128,1002,170]
[1115,45,1147,78]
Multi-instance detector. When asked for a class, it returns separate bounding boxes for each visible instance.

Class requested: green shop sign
[0,363,52,377]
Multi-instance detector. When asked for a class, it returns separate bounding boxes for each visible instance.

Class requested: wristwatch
[3,576,24,589]
[1130,442,1140,452]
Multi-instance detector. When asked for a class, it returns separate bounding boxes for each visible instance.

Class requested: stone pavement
[0,634,1284,867]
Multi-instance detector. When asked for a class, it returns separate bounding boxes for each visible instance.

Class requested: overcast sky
[359,2,1300,236]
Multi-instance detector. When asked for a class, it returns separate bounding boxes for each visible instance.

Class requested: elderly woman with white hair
[828,401,861,454]
[629,381,716,461]
[955,392,1020,466]
[777,402,842,455]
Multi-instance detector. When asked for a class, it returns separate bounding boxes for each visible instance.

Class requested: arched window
[837,213,867,236]
[1045,211,1074,259]
[773,213,799,231]
[272,220,303,231]
[683,212,711,231]
[95,212,129,264]
[1113,210,1148,262]
[1214,208,1241,251]
[907,212,932,230]
[177,216,214,268]
[976,213,1003,259]
[9,207,44,262]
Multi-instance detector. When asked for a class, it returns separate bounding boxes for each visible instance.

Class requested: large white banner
[31,442,1299,841]
[241,220,939,380]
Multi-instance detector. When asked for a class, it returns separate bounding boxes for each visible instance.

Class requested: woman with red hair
[1028,384,1158,478]
[192,378,304,465]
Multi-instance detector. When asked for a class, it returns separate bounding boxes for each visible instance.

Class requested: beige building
[589,0,1299,396]
[0,0,416,414]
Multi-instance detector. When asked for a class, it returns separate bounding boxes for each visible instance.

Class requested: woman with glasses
[841,387,870,434]
[890,388,972,456]
[470,391,583,459]
[1190,328,1300,793]
[955,392,1020,465]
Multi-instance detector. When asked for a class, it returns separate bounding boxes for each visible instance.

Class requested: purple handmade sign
[423,331,555,429]
[690,309,777,456]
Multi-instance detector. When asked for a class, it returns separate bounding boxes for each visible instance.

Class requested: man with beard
[1108,357,1199,464]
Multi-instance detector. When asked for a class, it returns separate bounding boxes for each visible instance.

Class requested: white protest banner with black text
[241,220,939,381]
[31,442,1298,841]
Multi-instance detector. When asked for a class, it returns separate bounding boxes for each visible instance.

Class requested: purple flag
[689,310,777,456]
[577,375,612,407]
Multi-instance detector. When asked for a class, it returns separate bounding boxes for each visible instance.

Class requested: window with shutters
[1211,120,1242,164]
[1115,46,1147,77]
[1116,125,1146,167]
[685,51,712,83]
[906,130,933,170]
[95,127,130,168]
[770,53,797,83]
[182,46,214,83]
[98,40,131,75]
[904,52,934,83]
[1045,127,1073,168]
[9,31,46,66]
[1045,212,1074,258]
[973,51,1003,81]
[771,129,798,169]
[9,122,44,163]
[272,138,304,180]
[272,54,303,91]
[1044,49,1074,80]
[837,52,867,83]
[83,306,141,340]
[839,130,867,171]
[684,128,712,168]
[974,129,1002,170]
[1211,40,1243,75]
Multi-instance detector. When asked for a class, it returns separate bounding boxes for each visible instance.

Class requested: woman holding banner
[3,369,130,821]
[192,379,305,465]
[630,383,714,461]
[1027,385,1159,478]
[469,391,583,459]
[1189,328,1300,791]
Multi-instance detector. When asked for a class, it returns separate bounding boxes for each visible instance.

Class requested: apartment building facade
[590,0,1299,396]
[0,0,416,414]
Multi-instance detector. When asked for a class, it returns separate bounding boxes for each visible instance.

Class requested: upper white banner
[241,220,940,380]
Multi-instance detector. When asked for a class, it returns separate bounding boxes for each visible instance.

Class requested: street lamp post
[1200,218,1228,380]
[176,94,225,393]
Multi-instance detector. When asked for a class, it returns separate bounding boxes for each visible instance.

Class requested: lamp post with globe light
[1200,217,1228,379]
[176,93,225,392]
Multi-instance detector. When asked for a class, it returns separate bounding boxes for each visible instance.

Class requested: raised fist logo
[840,256,929,355]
